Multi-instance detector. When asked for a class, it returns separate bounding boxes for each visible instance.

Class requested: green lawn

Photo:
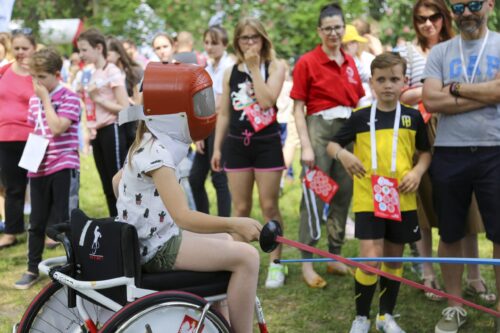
[0,154,497,332]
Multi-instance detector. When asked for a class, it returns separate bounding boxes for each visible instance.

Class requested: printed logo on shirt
[401,115,412,128]
[346,66,358,84]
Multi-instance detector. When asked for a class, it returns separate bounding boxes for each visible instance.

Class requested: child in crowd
[113,64,261,333]
[327,52,431,333]
[14,48,80,289]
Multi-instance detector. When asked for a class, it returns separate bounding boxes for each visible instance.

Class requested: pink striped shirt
[27,85,81,177]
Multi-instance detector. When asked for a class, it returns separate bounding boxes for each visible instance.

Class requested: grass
[0,153,497,332]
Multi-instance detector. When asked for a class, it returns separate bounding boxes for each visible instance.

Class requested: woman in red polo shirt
[291,3,365,288]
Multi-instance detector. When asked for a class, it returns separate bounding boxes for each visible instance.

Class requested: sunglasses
[12,27,33,36]
[415,13,443,24]
[450,1,484,15]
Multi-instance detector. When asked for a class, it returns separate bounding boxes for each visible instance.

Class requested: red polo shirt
[290,45,365,116]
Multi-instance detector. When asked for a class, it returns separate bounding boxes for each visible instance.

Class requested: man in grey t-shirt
[423,1,500,332]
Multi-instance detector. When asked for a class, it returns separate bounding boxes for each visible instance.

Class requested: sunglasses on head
[415,13,443,24]
[450,0,484,15]
[12,27,33,36]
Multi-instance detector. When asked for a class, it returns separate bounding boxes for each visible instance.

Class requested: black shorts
[224,132,285,171]
[430,147,500,244]
[354,211,421,244]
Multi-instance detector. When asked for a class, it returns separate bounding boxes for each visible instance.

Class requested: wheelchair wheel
[100,291,231,333]
[17,281,114,333]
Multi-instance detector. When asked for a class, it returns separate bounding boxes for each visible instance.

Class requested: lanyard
[369,101,401,173]
[243,63,265,80]
[458,30,489,83]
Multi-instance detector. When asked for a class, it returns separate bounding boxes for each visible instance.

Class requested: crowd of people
[0,0,499,332]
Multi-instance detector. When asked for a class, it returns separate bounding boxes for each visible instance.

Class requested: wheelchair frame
[14,219,268,333]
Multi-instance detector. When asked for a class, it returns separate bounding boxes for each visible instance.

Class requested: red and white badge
[371,175,401,222]
[178,315,204,333]
[303,167,339,203]
[244,103,277,132]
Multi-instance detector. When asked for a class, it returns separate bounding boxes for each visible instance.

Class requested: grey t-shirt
[423,31,500,147]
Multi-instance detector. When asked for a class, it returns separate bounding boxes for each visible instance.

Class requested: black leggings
[91,123,126,216]
[0,141,28,234]
[188,133,231,217]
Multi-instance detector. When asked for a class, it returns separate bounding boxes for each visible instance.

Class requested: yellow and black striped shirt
[333,104,430,212]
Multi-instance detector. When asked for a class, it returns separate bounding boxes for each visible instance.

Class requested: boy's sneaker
[376,314,405,333]
[265,263,287,288]
[14,272,40,290]
[349,316,370,333]
[435,306,467,333]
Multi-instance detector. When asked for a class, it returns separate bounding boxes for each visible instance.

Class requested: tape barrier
[275,235,500,317]
[277,257,500,266]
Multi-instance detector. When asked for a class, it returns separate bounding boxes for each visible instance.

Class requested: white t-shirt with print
[116,132,180,264]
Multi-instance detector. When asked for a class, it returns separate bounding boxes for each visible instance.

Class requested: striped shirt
[27,85,81,177]
[398,43,427,88]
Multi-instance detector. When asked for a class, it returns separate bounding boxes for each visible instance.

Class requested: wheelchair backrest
[69,208,141,305]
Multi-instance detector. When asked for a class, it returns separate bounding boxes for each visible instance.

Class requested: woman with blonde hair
[211,17,287,288]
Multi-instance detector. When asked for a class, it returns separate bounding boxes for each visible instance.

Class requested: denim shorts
[142,233,183,273]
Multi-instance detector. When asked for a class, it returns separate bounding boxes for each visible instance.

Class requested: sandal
[422,275,445,302]
[465,278,497,305]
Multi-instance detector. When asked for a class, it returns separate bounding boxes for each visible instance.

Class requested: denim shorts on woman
[223,131,285,171]
[142,233,183,273]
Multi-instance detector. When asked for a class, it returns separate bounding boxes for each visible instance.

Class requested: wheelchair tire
[16,281,114,333]
[99,291,232,333]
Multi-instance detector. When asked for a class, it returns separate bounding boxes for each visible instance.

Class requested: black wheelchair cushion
[140,270,230,297]
[69,209,141,305]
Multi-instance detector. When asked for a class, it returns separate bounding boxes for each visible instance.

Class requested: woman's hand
[195,140,205,154]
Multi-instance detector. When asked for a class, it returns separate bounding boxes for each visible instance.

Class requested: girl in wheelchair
[112,62,262,333]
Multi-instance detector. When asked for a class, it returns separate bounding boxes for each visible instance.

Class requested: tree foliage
[11,0,500,60]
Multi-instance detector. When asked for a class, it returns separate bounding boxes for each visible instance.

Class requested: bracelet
[449,82,461,97]
[335,148,344,160]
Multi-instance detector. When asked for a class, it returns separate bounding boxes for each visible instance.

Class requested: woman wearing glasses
[291,3,364,288]
[0,30,36,249]
[211,17,287,289]
[399,0,495,306]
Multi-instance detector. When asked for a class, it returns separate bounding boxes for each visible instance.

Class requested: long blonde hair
[127,121,149,167]
[232,17,275,64]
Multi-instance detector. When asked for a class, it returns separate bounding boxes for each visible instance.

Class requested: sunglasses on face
[450,0,484,15]
[415,13,443,24]
[12,27,33,36]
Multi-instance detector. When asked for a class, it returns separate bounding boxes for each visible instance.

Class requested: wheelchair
[13,209,268,333]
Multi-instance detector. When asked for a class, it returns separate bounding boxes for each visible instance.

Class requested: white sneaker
[350,316,371,333]
[264,263,286,288]
[435,306,467,333]
[376,314,405,333]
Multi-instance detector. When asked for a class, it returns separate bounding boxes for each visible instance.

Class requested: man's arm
[422,77,486,114]
[454,77,500,105]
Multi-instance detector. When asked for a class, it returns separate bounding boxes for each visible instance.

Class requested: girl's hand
[211,149,222,172]
[301,146,315,169]
[233,217,262,243]
[338,150,366,179]
[244,46,260,70]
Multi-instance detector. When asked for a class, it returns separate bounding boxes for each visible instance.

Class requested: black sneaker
[14,272,40,290]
